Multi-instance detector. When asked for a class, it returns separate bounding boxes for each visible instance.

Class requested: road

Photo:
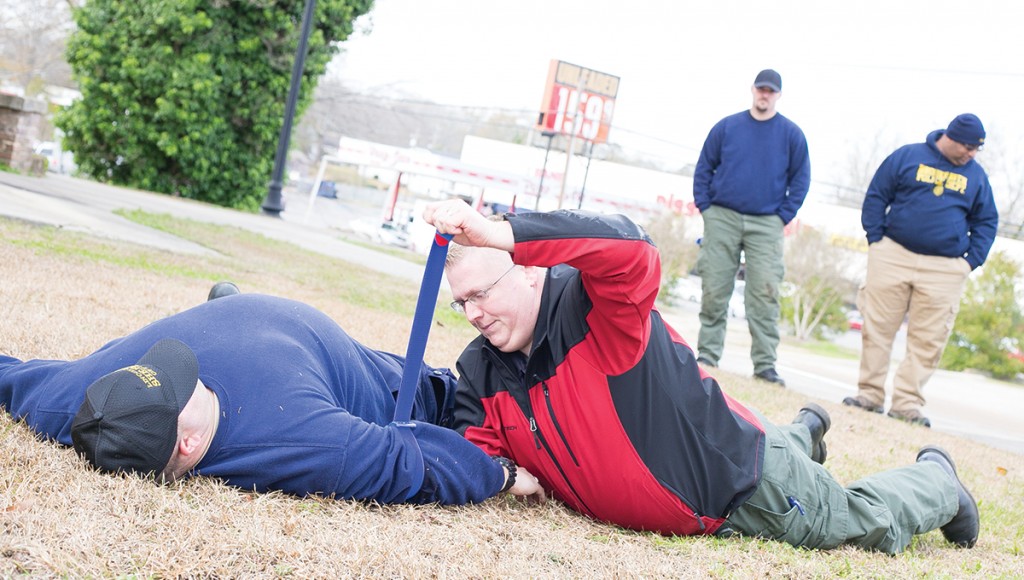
[660,300,1023,454]
[1,171,1022,454]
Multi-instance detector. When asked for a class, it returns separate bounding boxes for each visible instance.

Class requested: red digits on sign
[581,95,604,140]
[549,87,612,142]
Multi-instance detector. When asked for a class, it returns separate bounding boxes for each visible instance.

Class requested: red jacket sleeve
[507,211,660,374]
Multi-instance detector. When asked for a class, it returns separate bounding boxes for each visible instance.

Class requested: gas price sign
[536,60,619,144]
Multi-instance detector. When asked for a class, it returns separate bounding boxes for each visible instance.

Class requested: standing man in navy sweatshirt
[692,69,811,386]
[844,114,998,428]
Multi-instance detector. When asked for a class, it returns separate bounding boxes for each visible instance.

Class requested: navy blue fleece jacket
[693,110,811,224]
[1,295,503,504]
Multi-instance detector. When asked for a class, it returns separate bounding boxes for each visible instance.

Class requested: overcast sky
[329,0,1024,194]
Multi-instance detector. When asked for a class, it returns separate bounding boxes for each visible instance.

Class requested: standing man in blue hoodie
[693,69,811,386]
[844,114,998,428]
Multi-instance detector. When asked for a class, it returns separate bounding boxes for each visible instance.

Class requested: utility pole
[578,140,595,210]
[557,69,588,210]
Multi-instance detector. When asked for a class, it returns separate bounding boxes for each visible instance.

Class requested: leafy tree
[56,0,372,211]
[781,226,856,340]
[941,251,1024,380]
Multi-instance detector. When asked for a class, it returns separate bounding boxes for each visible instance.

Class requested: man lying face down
[1,290,535,503]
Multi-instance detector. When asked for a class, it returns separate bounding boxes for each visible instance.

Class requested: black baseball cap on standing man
[754,69,782,92]
[71,338,200,477]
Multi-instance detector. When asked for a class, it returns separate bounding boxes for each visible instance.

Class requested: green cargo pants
[696,205,784,373]
[724,415,959,553]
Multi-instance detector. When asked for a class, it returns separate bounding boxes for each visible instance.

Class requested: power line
[330,91,698,147]
[318,91,702,169]
[315,90,909,194]
[794,59,1024,79]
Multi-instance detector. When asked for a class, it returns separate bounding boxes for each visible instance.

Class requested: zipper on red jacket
[541,380,579,466]
[528,418,541,449]
[527,407,594,517]
[481,345,594,516]
[693,508,706,532]
[659,479,709,532]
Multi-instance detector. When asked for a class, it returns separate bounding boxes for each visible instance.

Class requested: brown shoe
[842,395,883,414]
[888,408,931,428]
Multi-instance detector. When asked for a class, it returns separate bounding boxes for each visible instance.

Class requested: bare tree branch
[0,0,75,93]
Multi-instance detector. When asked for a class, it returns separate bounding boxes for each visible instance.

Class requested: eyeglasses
[450,265,516,313]
[956,140,983,152]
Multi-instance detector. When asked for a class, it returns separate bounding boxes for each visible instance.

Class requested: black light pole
[535,130,557,211]
[261,0,317,217]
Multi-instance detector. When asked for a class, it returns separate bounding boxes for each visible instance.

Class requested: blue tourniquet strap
[391,231,452,500]
[393,423,425,501]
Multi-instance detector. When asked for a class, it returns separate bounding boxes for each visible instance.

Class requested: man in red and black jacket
[424,200,978,553]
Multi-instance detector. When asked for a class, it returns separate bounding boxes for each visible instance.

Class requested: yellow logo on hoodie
[916,164,967,196]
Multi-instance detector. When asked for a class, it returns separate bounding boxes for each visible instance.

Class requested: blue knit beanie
[945,114,986,146]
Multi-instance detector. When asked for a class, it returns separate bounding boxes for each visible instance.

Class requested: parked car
[671,275,702,303]
[1001,337,1024,363]
[728,281,745,319]
[316,180,338,199]
[33,141,77,174]
[847,310,863,331]
[34,141,57,165]
[350,218,410,249]
[669,276,744,318]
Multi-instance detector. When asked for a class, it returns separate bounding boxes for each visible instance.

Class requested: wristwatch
[493,456,517,493]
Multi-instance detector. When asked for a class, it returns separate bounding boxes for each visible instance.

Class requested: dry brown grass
[2,214,1023,578]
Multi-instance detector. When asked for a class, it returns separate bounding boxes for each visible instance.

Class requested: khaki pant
[696,206,785,373]
[856,237,971,412]
[725,415,958,553]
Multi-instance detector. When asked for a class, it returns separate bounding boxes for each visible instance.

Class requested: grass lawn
[1,212,1022,578]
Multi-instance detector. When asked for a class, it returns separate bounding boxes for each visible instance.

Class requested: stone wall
[0,94,47,174]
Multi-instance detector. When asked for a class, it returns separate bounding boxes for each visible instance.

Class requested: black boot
[792,402,830,464]
[207,281,240,301]
[916,446,979,548]
[754,368,786,387]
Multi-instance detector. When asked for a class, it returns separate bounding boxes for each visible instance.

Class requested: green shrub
[941,251,1024,380]
[56,0,372,211]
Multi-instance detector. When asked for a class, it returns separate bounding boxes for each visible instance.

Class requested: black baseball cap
[71,339,199,477]
[754,69,782,92]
